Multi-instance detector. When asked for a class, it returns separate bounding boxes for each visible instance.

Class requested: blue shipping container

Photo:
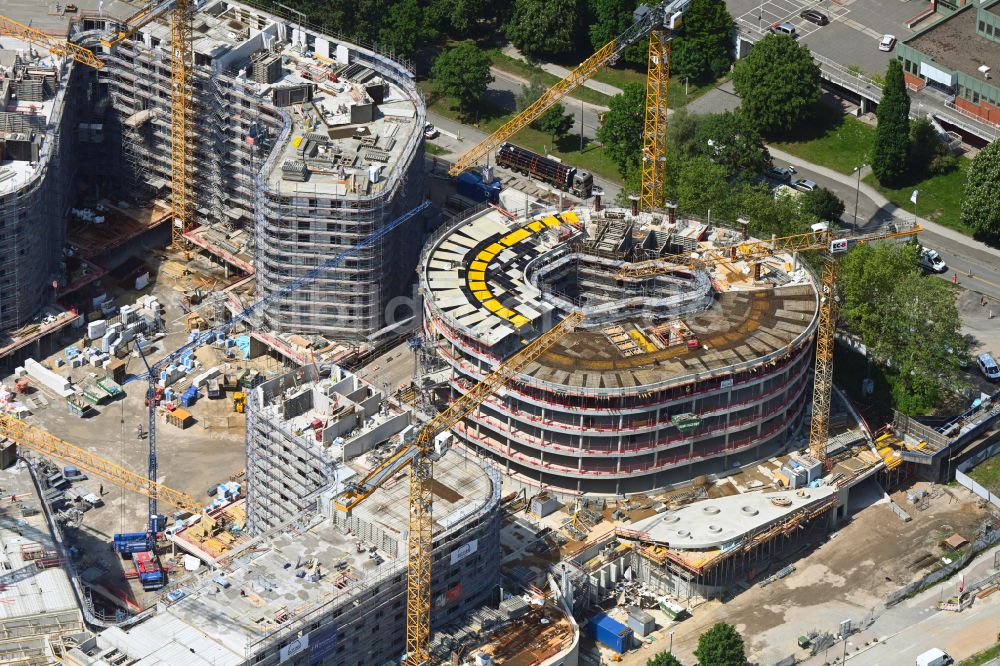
[588,613,633,653]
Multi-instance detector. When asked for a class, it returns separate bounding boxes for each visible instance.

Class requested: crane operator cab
[572,170,594,199]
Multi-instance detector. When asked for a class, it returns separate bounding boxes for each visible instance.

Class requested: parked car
[800,9,829,25]
[792,178,818,192]
[765,165,797,182]
[770,21,797,37]
[879,34,897,51]
[978,353,1000,381]
[423,123,439,140]
[917,247,947,273]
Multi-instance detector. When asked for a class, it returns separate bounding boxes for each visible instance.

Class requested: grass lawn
[424,142,448,156]
[487,50,612,108]
[863,159,971,235]
[960,643,1000,666]
[487,52,717,110]
[770,105,875,175]
[968,451,1000,496]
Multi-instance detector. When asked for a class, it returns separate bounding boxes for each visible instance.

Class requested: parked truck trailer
[496,142,593,198]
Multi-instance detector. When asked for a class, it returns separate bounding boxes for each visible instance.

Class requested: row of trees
[598,86,841,239]
[280,0,733,63]
[645,622,746,666]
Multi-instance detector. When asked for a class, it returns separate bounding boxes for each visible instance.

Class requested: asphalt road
[425,110,624,201]
[800,544,1000,666]
[488,68,606,143]
[767,157,1000,302]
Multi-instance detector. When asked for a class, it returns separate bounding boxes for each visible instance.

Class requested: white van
[916,648,952,666]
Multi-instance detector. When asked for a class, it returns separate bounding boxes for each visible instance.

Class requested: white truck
[916,648,952,666]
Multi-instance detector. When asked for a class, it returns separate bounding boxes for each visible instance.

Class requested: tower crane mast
[617,222,924,462]
[447,0,689,204]
[336,311,585,664]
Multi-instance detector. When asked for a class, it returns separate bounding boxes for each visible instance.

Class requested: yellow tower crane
[170,0,193,247]
[447,0,688,210]
[336,311,584,664]
[0,15,104,69]
[0,412,203,515]
[616,222,924,463]
[99,0,193,246]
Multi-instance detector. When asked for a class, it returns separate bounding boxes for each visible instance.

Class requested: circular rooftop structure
[420,207,820,495]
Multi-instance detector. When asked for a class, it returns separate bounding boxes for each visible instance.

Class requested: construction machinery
[616,221,924,465]
[0,411,207,589]
[232,392,246,414]
[0,14,104,69]
[121,200,429,541]
[448,0,689,210]
[335,310,584,664]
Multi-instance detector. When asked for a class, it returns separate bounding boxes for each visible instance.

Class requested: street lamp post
[669,631,675,655]
[852,164,865,231]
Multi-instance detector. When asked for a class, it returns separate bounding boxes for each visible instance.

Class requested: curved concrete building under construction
[420,207,820,495]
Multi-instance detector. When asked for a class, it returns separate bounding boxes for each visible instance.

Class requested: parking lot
[727,0,924,75]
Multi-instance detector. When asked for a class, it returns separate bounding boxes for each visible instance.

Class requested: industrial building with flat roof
[420,207,819,494]
[898,0,1000,125]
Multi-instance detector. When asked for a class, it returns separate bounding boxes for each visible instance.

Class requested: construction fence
[956,438,1000,510]
[885,525,1000,607]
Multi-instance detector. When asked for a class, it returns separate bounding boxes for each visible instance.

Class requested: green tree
[431,42,494,119]
[505,0,580,57]
[839,243,965,414]
[799,187,845,222]
[675,156,740,219]
[596,82,646,176]
[647,651,684,666]
[740,185,814,237]
[449,0,490,34]
[536,104,575,139]
[588,0,637,51]
[516,79,577,139]
[515,77,547,112]
[672,0,734,84]
[732,34,821,134]
[872,59,911,186]
[695,622,746,666]
[695,110,772,178]
[378,0,426,58]
[961,139,1000,245]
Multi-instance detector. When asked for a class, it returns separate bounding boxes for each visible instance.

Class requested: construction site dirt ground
[4,247,292,611]
[613,478,996,666]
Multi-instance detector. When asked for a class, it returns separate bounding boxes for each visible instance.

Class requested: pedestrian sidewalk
[768,145,1000,260]
[499,45,624,97]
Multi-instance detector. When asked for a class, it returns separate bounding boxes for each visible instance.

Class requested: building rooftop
[906,5,1000,77]
[632,486,838,550]
[0,38,72,197]
[131,448,495,660]
[0,462,84,664]
[134,0,421,200]
[421,207,819,393]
